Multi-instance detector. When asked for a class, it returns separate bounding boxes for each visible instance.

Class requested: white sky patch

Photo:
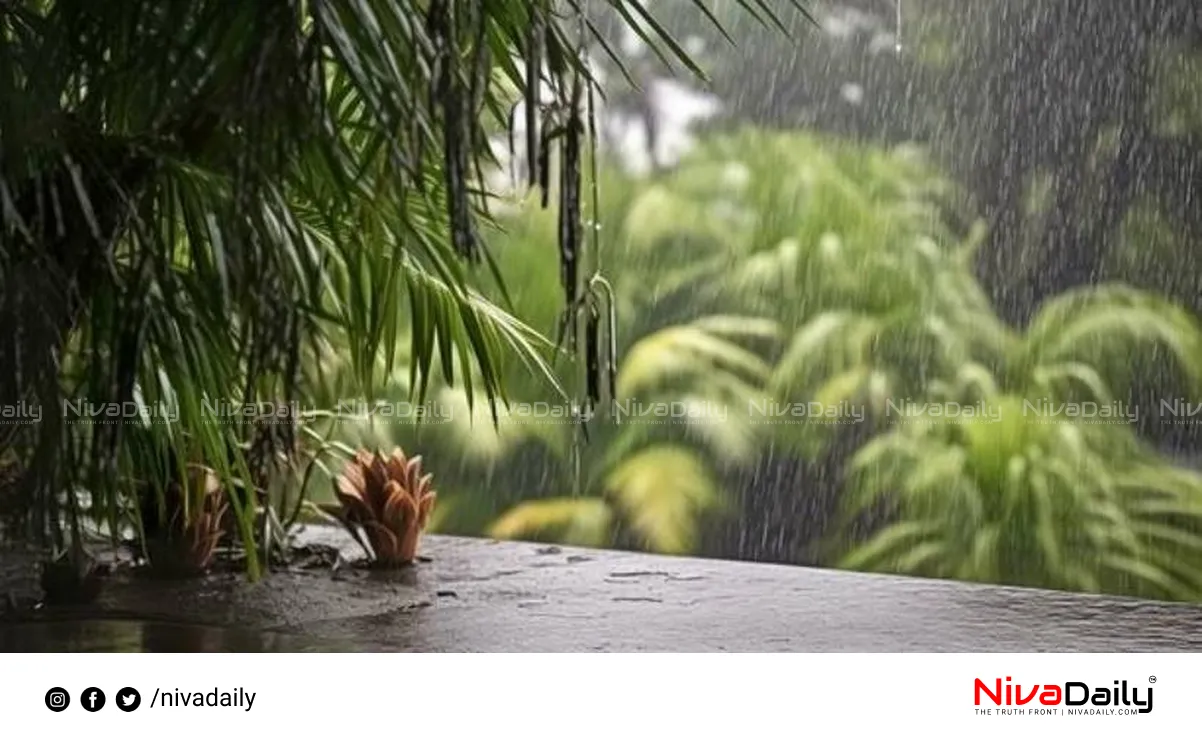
[612,79,722,175]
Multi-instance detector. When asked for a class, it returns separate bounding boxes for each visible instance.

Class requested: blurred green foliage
[314,127,1202,601]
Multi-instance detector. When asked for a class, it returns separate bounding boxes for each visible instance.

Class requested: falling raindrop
[895,0,903,54]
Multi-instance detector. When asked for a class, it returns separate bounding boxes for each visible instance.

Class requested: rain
[448,0,1202,602]
[3,0,1202,628]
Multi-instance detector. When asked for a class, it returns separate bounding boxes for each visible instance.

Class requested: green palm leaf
[1,0,805,570]
[839,395,1202,601]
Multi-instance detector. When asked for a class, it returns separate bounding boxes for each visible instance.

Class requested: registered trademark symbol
[1149,676,1157,684]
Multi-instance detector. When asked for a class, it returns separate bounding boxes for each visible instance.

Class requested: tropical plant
[599,0,1202,330]
[0,0,797,581]
[603,128,1202,578]
[349,129,986,557]
[650,133,1202,453]
[912,282,1202,468]
[139,462,229,578]
[300,130,787,551]
[989,284,1202,402]
[333,313,776,554]
[609,129,996,461]
[838,395,1202,601]
[321,448,437,568]
[483,315,777,553]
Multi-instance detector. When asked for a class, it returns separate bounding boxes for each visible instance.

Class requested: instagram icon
[44,687,70,712]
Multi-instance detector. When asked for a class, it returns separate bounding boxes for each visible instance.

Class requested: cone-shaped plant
[142,465,229,577]
[324,448,437,567]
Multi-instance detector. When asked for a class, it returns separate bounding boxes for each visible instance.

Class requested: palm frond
[0,0,799,567]
[839,395,1202,601]
[603,444,718,553]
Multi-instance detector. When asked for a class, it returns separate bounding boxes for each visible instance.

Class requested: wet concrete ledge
[3,527,1202,651]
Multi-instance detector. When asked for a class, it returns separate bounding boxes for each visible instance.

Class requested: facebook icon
[80,687,106,712]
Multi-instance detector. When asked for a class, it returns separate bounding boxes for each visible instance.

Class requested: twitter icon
[115,687,141,712]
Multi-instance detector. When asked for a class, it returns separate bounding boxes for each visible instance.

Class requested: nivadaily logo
[974,676,1154,716]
